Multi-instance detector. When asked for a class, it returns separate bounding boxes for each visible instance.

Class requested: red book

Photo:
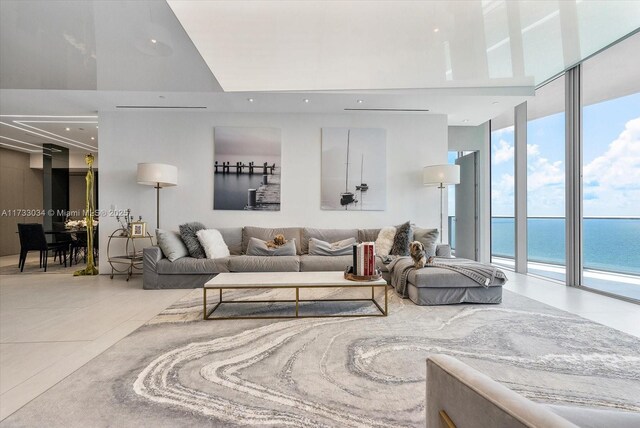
[364,244,370,276]
[369,242,375,275]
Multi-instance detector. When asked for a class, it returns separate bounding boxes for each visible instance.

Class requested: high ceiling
[0,0,638,154]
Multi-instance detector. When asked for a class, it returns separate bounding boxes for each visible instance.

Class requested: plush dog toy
[266,234,288,249]
[410,241,427,269]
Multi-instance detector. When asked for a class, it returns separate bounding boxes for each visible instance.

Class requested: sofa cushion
[246,237,297,256]
[308,237,356,256]
[197,229,231,259]
[302,228,359,254]
[374,226,396,257]
[390,221,413,256]
[414,227,439,258]
[228,255,300,272]
[156,257,230,274]
[358,228,380,243]
[155,229,188,262]
[218,227,243,255]
[300,255,352,272]
[242,226,303,255]
[179,222,207,259]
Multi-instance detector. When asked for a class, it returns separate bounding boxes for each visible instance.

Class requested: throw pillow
[155,229,188,262]
[308,237,356,256]
[390,221,413,256]
[246,237,297,256]
[413,227,439,258]
[179,222,207,259]
[374,226,396,257]
[196,229,231,259]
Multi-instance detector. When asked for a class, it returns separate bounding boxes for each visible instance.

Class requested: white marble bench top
[204,271,386,288]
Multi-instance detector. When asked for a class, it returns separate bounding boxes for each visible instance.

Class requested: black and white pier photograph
[213,127,281,211]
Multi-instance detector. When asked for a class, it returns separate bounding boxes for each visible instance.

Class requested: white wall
[98,111,448,268]
[448,124,490,263]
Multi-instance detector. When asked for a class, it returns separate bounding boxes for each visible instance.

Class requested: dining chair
[17,223,68,272]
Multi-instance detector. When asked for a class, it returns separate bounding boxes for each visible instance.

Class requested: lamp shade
[423,164,460,186]
[137,163,178,187]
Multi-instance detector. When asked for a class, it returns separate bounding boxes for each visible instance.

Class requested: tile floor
[0,253,638,421]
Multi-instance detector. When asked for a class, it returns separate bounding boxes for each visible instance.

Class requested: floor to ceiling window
[526,75,566,282]
[581,34,640,300]
[490,110,515,267]
[448,151,458,251]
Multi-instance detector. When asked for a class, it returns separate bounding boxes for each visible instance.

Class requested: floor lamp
[137,163,178,229]
[423,164,460,243]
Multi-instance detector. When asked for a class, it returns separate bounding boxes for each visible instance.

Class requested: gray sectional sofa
[143,225,451,290]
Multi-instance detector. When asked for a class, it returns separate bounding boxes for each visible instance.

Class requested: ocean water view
[490,217,640,275]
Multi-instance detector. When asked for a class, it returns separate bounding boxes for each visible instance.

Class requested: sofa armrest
[426,354,578,428]
[436,244,451,258]
[143,246,163,289]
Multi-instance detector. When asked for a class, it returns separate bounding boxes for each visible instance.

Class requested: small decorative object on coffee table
[344,266,383,281]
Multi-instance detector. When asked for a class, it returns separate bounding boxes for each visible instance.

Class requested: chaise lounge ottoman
[389,257,506,305]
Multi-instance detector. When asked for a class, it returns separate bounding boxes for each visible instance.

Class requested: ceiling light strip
[115,105,207,109]
[0,135,44,149]
[0,122,96,152]
[0,115,97,119]
[12,121,97,150]
[0,142,41,153]
[344,108,430,112]
[17,120,98,124]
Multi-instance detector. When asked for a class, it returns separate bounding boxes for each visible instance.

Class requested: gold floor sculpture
[74,153,99,276]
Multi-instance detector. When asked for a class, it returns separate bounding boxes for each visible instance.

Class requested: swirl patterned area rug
[4,288,640,427]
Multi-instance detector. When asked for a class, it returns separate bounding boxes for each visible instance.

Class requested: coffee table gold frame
[203,283,388,320]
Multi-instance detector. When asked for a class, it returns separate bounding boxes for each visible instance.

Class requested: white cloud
[583,117,640,216]
[493,139,514,164]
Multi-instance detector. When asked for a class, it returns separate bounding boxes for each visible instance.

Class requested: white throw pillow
[375,226,396,257]
[196,229,230,259]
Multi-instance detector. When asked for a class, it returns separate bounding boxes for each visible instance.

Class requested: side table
[107,228,153,280]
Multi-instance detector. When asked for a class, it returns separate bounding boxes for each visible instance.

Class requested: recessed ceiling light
[96,125,98,128]
[65,127,71,131]
[91,137,95,140]
[247,98,254,103]
[303,99,310,103]
[492,101,499,105]
[462,119,469,123]
[150,39,157,44]
[356,99,364,104]
[433,28,439,33]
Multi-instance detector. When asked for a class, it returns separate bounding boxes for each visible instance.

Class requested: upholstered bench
[388,256,506,305]
[406,264,504,305]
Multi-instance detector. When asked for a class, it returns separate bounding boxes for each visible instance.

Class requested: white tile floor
[0,253,638,421]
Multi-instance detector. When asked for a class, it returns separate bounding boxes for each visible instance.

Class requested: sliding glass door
[581,34,640,300]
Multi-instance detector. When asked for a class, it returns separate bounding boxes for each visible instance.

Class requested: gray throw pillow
[246,237,297,256]
[179,222,207,259]
[390,221,413,256]
[413,227,439,258]
[308,237,356,256]
[155,229,189,262]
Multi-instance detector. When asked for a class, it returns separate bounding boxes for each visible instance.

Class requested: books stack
[352,242,376,276]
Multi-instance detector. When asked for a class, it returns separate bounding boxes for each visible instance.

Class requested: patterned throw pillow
[390,221,413,256]
[178,222,207,259]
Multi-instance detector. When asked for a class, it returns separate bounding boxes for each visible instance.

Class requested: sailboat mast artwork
[321,127,386,211]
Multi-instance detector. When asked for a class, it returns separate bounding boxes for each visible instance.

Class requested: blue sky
[490,92,640,217]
